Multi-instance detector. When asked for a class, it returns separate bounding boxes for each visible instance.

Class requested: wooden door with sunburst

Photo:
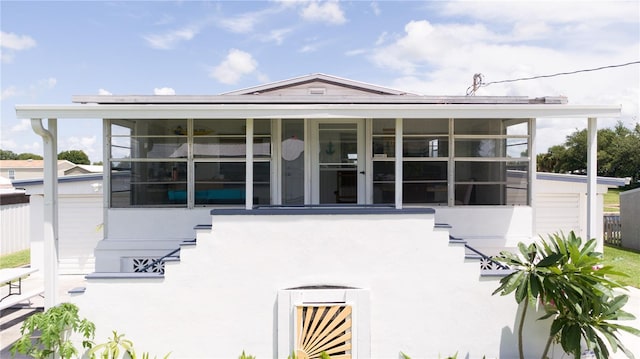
[295,304,352,359]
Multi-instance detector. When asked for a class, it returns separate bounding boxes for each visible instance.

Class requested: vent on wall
[308,87,327,95]
[295,304,352,359]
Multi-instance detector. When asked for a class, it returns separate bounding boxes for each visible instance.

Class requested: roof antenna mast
[466,73,483,96]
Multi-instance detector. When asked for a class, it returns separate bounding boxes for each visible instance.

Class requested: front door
[311,120,365,204]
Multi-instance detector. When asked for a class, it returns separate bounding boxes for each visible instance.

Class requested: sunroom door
[311,120,366,204]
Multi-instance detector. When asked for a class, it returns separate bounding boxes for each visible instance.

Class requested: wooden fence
[603,214,622,246]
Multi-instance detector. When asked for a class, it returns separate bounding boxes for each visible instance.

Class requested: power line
[466,61,640,96]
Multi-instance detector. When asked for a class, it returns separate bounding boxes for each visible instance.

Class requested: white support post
[246,118,254,210]
[395,118,403,209]
[31,118,58,309]
[587,117,599,249]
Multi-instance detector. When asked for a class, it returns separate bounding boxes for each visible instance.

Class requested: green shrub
[493,231,640,359]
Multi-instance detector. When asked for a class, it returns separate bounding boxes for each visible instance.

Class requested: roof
[71,73,568,105]
[0,160,76,169]
[536,172,630,187]
[16,73,619,120]
[222,73,413,96]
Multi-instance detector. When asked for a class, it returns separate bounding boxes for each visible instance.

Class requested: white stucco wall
[71,211,557,359]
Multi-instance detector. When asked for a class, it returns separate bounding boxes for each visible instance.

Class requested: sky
[1,0,639,163]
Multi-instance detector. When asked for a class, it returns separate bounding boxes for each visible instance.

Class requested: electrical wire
[466,61,640,96]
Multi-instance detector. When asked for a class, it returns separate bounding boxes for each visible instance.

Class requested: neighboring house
[16,74,623,358]
[0,176,30,255]
[0,159,100,180]
[13,174,103,274]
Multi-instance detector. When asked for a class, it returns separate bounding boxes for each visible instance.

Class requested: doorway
[311,120,365,204]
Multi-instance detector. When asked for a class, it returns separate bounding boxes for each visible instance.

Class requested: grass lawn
[604,188,621,212]
[0,249,30,269]
[603,245,640,288]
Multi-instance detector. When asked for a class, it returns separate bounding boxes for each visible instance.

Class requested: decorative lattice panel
[132,258,165,274]
[295,305,352,359]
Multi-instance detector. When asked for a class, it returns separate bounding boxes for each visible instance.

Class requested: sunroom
[107,116,531,209]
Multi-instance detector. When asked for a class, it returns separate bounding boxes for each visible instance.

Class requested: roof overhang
[16,103,621,120]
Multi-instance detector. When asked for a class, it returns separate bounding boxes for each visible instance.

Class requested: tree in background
[16,153,43,160]
[58,150,90,165]
[537,121,640,187]
[1,149,19,160]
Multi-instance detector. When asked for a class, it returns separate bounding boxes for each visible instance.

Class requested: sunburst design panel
[295,305,352,359]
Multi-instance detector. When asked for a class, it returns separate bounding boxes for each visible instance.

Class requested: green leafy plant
[400,351,460,359]
[239,351,256,359]
[87,330,170,359]
[493,231,640,359]
[11,302,95,359]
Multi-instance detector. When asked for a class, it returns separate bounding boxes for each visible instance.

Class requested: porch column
[395,118,403,209]
[587,117,599,249]
[31,118,58,309]
[246,118,254,210]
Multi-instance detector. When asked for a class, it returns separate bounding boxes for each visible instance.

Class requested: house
[16,74,622,358]
[0,176,30,255]
[0,159,100,180]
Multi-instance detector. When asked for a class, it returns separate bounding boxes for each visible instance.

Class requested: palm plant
[493,231,639,359]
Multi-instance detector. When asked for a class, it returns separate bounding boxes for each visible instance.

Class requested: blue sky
[1,0,639,163]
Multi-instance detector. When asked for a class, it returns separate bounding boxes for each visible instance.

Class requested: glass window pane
[139,120,188,136]
[193,137,246,158]
[281,120,304,205]
[507,138,528,158]
[254,119,271,135]
[110,161,187,208]
[404,137,448,157]
[373,183,394,204]
[111,137,131,159]
[455,139,503,157]
[254,162,270,205]
[254,137,271,158]
[455,161,505,182]
[455,119,503,135]
[505,119,529,135]
[403,161,447,181]
[373,162,395,204]
[373,136,395,157]
[134,137,187,158]
[193,119,245,136]
[404,119,448,134]
[373,119,395,135]
[195,162,246,205]
[403,183,448,204]
[374,161,395,182]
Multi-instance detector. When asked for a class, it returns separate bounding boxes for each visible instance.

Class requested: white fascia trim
[16,104,621,120]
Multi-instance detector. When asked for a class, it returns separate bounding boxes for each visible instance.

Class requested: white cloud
[98,89,112,95]
[0,138,18,150]
[154,87,176,95]
[1,86,20,101]
[261,28,292,45]
[210,49,258,85]
[300,1,346,25]
[219,13,261,33]
[10,119,31,133]
[143,27,197,49]
[1,31,36,63]
[365,5,639,154]
[59,136,97,159]
[0,31,36,50]
[370,2,380,16]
